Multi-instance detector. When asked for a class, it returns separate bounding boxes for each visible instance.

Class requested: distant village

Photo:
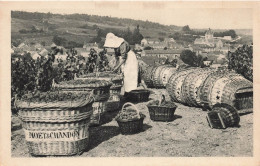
[12,28,244,68]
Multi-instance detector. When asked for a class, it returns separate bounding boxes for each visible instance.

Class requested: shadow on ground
[87,126,120,151]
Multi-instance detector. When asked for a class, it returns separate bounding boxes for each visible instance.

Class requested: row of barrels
[142,65,253,109]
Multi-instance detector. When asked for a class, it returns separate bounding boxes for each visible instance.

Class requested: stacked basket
[142,65,177,89]
[15,91,94,156]
[166,67,197,104]
[76,72,123,112]
[199,71,253,109]
[52,79,112,126]
[165,67,253,110]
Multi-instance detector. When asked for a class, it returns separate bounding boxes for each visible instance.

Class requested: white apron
[123,50,138,93]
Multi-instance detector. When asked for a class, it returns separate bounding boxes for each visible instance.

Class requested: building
[223,36,232,41]
[141,38,168,50]
[141,49,183,58]
[194,28,224,52]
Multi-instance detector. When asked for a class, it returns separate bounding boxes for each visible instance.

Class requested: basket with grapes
[147,94,177,122]
[52,79,112,102]
[15,91,94,156]
[115,102,146,135]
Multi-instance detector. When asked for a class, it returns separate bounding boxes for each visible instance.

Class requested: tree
[180,50,198,67]
[132,25,143,44]
[182,25,191,32]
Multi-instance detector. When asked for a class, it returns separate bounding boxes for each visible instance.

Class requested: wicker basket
[206,103,240,129]
[126,89,150,103]
[152,65,169,88]
[116,102,145,135]
[166,68,196,103]
[181,68,214,107]
[90,101,107,126]
[109,85,122,95]
[143,66,154,88]
[147,103,177,122]
[199,71,252,109]
[105,100,121,112]
[159,66,177,87]
[16,93,94,156]
[52,79,112,102]
[235,90,253,110]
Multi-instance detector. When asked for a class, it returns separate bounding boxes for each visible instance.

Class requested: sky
[21,2,253,29]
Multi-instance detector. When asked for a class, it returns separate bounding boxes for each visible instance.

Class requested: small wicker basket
[116,102,145,135]
[127,89,150,103]
[147,94,177,122]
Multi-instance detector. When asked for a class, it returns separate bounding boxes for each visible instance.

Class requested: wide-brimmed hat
[104,33,124,48]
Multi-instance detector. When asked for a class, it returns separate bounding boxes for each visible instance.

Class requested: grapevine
[228,44,253,81]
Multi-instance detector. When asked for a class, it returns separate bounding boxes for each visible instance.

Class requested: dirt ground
[11,89,253,157]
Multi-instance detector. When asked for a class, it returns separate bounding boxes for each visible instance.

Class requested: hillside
[11,11,252,48]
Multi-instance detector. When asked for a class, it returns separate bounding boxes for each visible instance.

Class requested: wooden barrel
[152,65,170,88]
[159,66,177,88]
[181,68,214,106]
[166,68,196,103]
[143,66,155,88]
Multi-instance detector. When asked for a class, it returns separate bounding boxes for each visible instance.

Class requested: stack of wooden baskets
[52,78,112,126]
[165,68,253,111]
[75,72,123,112]
[15,91,94,156]
[142,65,177,89]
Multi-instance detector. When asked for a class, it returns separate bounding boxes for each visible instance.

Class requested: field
[11,89,253,157]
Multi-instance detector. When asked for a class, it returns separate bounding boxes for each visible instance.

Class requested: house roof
[144,49,183,54]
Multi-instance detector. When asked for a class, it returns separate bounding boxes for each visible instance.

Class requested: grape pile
[20,91,91,103]
[115,108,145,121]
[228,45,253,81]
[57,79,112,87]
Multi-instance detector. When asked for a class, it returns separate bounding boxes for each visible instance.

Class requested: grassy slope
[11,13,252,47]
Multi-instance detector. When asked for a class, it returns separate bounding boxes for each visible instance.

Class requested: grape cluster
[20,91,91,103]
[116,108,145,121]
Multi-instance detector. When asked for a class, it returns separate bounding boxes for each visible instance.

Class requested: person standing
[104,33,138,96]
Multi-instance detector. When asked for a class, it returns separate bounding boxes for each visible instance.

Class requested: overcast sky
[21,2,253,29]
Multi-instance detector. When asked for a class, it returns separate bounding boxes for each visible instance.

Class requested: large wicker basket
[143,66,157,88]
[152,65,169,88]
[159,66,177,87]
[15,92,94,156]
[181,68,215,107]
[199,71,253,109]
[52,79,112,102]
[90,101,107,126]
[206,103,240,129]
[115,102,145,135]
[166,68,197,103]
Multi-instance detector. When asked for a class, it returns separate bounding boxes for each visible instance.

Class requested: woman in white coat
[104,33,138,96]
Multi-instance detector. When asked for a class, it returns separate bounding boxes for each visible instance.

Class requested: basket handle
[158,93,165,106]
[122,102,140,119]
